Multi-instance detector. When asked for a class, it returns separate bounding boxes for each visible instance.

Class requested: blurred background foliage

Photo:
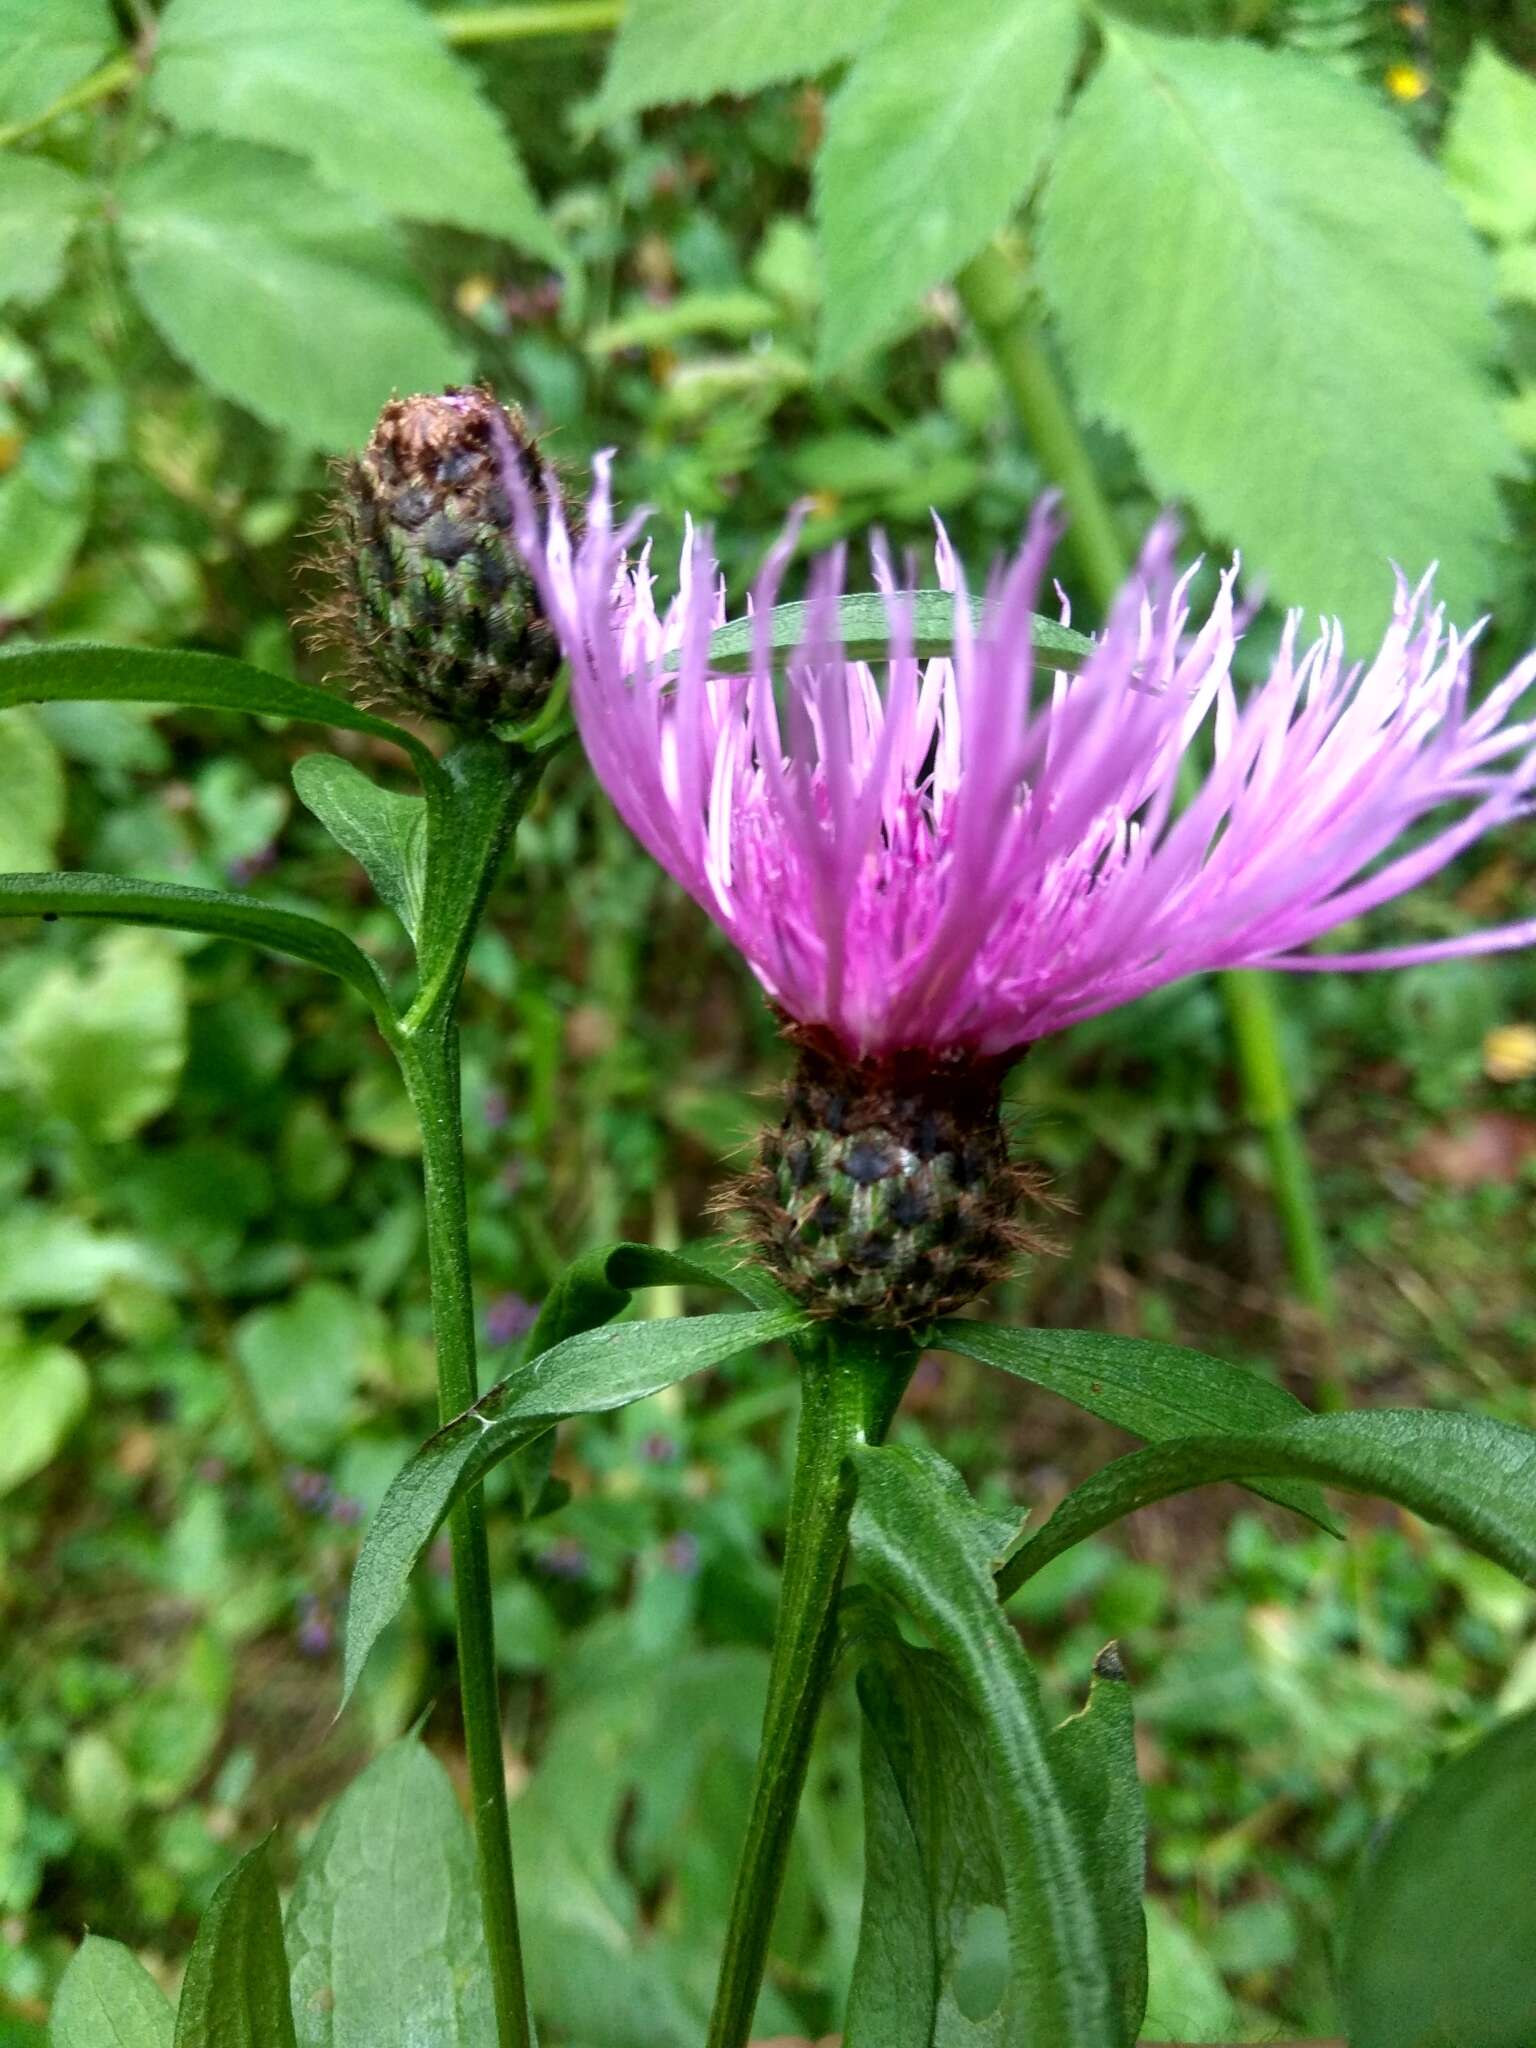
[0,0,1535,2040]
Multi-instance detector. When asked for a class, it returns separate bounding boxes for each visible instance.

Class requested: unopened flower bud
[321,385,566,731]
[734,1032,1051,1328]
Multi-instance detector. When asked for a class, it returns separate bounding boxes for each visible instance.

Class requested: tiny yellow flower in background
[1484,1024,1536,1084]
[1385,62,1429,102]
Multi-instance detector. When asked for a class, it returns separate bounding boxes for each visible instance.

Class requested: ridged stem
[956,237,1336,1328]
[706,1330,915,2048]
[439,1,624,43]
[400,1013,532,2048]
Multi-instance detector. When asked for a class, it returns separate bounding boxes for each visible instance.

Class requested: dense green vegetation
[2,1,1535,2040]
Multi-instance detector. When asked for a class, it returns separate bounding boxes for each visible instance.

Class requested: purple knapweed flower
[509,459,1536,1323]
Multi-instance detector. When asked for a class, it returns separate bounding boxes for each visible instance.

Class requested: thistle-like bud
[322,386,564,731]
[734,1033,1051,1328]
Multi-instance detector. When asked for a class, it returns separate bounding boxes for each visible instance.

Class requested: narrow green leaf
[284,1742,492,2047]
[0,642,436,780]
[851,1443,1122,2047]
[817,0,1080,367]
[1443,43,1536,243]
[117,138,471,451]
[590,0,889,122]
[694,591,1094,677]
[0,873,392,1024]
[0,0,115,128]
[0,154,88,307]
[292,754,427,941]
[343,1306,804,1702]
[173,1844,297,2048]
[999,1408,1536,1598]
[49,1935,174,2047]
[1344,1704,1536,2048]
[1037,28,1511,637]
[937,1321,1340,1535]
[1047,1648,1148,2045]
[152,0,559,257]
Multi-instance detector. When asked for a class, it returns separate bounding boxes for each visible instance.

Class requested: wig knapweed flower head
[513,461,1536,1322]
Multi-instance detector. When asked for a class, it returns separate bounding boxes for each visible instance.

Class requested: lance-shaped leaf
[343,1305,805,1702]
[0,873,392,1027]
[51,1936,175,2048]
[938,1321,1339,1535]
[689,592,1095,677]
[525,1237,795,1359]
[410,736,543,1012]
[285,1742,493,2047]
[0,643,439,784]
[999,1408,1536,1598]
[293,753,428,940]
[174,1843,297,2048]
[850,1443,1122,2047]
[1344,1703,1536,2048]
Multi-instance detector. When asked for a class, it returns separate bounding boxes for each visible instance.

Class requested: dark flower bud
[730,1030,1054,1329]
[316,385,567,731]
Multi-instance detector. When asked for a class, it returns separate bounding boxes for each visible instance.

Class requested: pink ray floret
[513,461,1536,1061]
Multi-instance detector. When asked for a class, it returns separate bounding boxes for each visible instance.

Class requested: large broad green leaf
[0,0,115,128]
[850,1444,1122,2047]
[937,1321,1338,1535]
[7,927,186,1142]
[696,591,1094,677]
[0,708,65,868]
[234,1282,374,1461]
[50,1935,175,2048]
[1443,43,1536,244]
[292,754,427,941]
[117,138,470,451]
[343,1304,805,1701]
[1344,1705,1536,2048]
[151,0,558,256]
[0,643,436,781]
[1037,28,1511,638]
[999,1408,1536,1597]
[818,0,1080,367]
[174,1844,297,2048]
[0,155,88,306]
[590,0,890,122]
[0,873,393,1025]
[284,1742,492,2048]
[0,1339,88,1497]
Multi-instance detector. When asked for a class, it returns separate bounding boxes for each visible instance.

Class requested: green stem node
[706,1330,916,2048]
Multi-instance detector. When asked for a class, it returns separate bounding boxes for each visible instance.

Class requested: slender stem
[439,1,624,44]
[956,236,1336,1327]
[400,1014,531,2048]
[0,53,138,149]
[706,1330,915,2048]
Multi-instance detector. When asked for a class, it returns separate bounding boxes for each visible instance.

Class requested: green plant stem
[706,1331,915,2048]
[0,53,138,149]
[399,1013,531,2048]
[956,236,1336,1328]
[439,1,624,44]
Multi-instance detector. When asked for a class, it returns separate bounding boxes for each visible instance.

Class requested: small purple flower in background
[226,843,280,890]
[285,1466,332,1512]
[483,1086,510,1130]
[485,1292,539,1347]
[328,1494,364,1528]
[639,1431,681,1465]
[662,1531,701,1577]
[428,1535,454,1582]
[510,461,1536,1324]
[535,1536,589,1581]
[295,1593,334,1658]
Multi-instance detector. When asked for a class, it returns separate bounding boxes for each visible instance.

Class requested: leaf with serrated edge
[285,1743,492,2047]
[50,1935,174,2048]
[999,1408,1536,1598]
[1344,1704,1536,2048]
[173,1844,297,2048]
[0,0,114,127]
[343,1307,804,1702]
[1037,29,1510,638]
[152,0,558,256]
[118,138,470,451]
[591,0,890,122]
[817,0,1080,366]
[938,1320,1340,1534]
[293,754,427,940]
[851,1443,1121,2046]
[689,591,1094,677]
[1443,42,1536,243]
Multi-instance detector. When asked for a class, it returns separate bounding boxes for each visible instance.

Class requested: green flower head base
[730,1029,1054,1328]
[320,385,565,732]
